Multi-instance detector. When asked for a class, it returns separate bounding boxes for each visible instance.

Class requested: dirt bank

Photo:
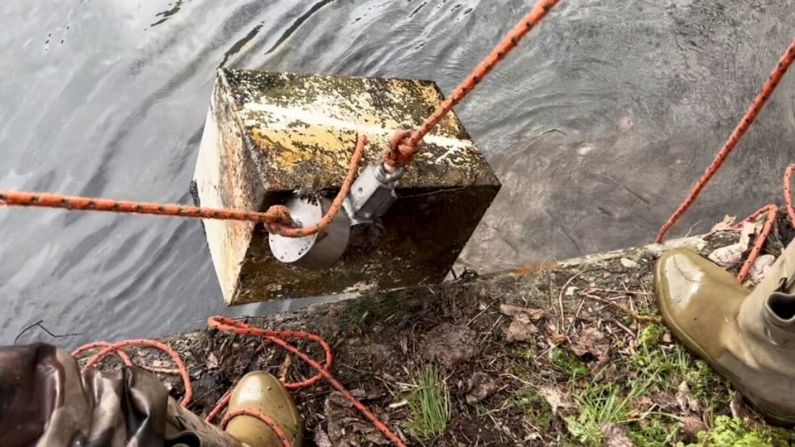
[109,221,794,446]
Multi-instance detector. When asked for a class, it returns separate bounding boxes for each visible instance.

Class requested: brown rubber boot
[656,241,795,425]
[224,372,303,447]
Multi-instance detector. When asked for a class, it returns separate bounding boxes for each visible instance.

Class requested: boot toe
[655,248,747,359]
[225,372,302,447]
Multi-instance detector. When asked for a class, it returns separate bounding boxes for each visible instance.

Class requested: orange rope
[0,135,367,238]
[384,0,561,169]
[736,204,779,283]
[0,0,565,229]
[785,163,795,225]
[73,316,404,446]
[220,409,292,447]
[72,339,193,407]
[207,317,406,447]
[655,38,795,243]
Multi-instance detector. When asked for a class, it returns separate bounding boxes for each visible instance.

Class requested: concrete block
[194,68,500,305]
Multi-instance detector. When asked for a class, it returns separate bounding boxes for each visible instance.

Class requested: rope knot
[263,204,294,232]
[384,130,421,171]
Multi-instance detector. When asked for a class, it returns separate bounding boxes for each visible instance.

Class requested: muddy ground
[113,215,794,446]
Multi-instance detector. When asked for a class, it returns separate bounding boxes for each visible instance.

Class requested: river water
[1,0,793,346]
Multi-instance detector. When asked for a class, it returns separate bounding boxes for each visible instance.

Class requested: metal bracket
[343,163,404,226]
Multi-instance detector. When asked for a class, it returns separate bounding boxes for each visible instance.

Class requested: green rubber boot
[224,372,303,447]
[656,242,795,425]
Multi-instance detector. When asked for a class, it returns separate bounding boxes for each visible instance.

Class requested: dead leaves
[675,381,702,414]
[538,386,574,416]
[570,327,610,366]
[708,221,759,268]
[324,391,398,446]
[499,305,546,321]
[678,415,707,439]
[710,215,737,233]
[500,304,545,342]
[748,254,776,286]
[601,423,634,447]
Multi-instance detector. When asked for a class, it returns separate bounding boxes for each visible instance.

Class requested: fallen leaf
[730,393,752,420]
[748,254,776,286]
[206,352,219,369]
[601,423,635,447]
[570,327,609,361]
[466,372,501,404]
[710,215,736,233]
[548,333,568,345]
[399,336,408,355]
[739,221,760,247]
[499,304,546,321]
[628,396,654,417]
[325,392,393,445]
[675,381,700,413]
[505,320,538,342]
[708,221,759,268]
[678,416,706,439]
[538,386,574,416]
[314,429,333,447]
[651,392,679,412]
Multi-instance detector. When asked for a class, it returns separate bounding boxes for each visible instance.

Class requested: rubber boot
[656,241,795,425]
[224,372,303,447]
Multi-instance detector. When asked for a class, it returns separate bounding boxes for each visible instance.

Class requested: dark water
[1,0,793,346]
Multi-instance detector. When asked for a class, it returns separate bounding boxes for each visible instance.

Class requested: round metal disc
[268,196,351,269]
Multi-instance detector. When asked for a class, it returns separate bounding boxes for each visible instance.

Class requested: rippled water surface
[2,0,793,346]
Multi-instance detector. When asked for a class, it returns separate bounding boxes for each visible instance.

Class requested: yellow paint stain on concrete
[249,125,357,173]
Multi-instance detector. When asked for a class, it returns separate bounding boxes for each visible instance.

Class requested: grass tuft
[405,365,451,441]
[565,383,638,447]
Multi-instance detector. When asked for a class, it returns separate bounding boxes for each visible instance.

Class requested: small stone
[620,258,639,269]
[466,372,501,404]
